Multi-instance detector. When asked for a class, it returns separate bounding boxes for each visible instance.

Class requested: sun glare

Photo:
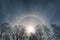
[25,25,36,36]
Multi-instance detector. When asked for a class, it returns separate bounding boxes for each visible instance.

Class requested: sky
[0,0,60,25]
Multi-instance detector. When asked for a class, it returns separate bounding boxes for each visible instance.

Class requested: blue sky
[0,0,60,25]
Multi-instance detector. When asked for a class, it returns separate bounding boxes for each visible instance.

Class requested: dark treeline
[0,23,60,40]
[51,24,60,40]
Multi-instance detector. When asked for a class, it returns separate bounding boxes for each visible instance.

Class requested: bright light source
[25,25,36,36]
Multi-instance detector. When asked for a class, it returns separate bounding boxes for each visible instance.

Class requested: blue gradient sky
[0,0,60,25]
